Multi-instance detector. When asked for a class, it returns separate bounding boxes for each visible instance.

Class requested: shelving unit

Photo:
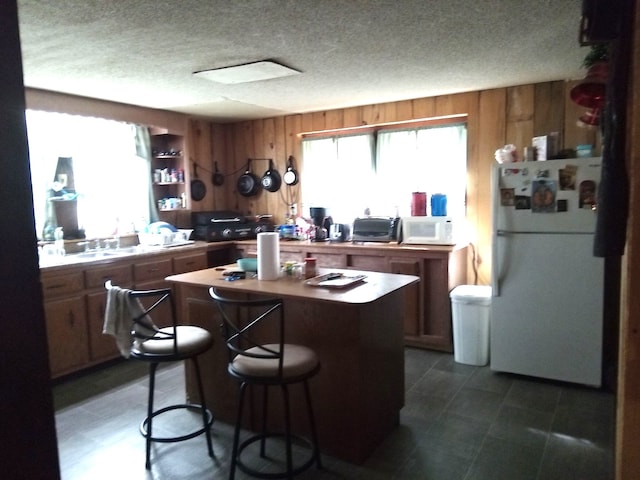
[149,128,189,222]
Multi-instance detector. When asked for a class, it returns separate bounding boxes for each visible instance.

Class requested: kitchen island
[166,265,419,464]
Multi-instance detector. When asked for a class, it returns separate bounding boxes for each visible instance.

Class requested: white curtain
[375,124,467,218]
[26,110,150,239]
[302,134,375,223]
[302,124,467,222]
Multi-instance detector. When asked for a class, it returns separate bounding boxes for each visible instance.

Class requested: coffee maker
[309,207,333,242]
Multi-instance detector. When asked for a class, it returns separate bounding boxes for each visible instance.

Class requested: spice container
[304,257,317,279]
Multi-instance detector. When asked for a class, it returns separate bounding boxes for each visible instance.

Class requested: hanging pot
[212,161,224,186]
[237,160,261,197]
[190,161,207,201]
[261,159,282,192]
[283,155,299,186]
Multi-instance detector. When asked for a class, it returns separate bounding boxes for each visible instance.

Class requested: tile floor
[53,348,614,479]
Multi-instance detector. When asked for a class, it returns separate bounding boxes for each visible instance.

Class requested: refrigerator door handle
[492,230,511,297]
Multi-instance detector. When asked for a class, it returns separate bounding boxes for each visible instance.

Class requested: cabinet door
[307,252,346,268]
[348,255,388,272]
[389,258,422,336]
[86,291,120,362]
[44,295,89,377]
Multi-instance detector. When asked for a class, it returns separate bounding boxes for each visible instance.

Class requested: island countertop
[165,263,419,305]
[166,264,419,464]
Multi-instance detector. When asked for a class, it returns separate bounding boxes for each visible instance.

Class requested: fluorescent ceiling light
[194,60,301,84]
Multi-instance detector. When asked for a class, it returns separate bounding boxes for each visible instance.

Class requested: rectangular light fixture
[193,60,300,84]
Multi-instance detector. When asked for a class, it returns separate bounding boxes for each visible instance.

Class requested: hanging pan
[283,155,299,186]
[237,159,261,197]
[261,159,282,192]
[212,161,224,186]
[190,161,207,201]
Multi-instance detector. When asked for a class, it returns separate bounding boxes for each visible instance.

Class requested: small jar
[304,257,317,279]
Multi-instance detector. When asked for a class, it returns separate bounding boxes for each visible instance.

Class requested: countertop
[38,240,232,272]
[167,264,420,305]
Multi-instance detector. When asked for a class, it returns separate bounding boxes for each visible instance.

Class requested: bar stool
[104,281,214,469]
[209,287,322,479]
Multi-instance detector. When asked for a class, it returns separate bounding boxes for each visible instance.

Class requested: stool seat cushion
[232,344,319,379]
[134,326,212,356]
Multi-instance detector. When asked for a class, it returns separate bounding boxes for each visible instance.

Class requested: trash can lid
[450,285,492,304]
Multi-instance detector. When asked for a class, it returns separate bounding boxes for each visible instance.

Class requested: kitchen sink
[74,246,140,258]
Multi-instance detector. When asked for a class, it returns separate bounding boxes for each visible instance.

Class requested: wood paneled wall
[215,81,601,285]
[24,81,602,285]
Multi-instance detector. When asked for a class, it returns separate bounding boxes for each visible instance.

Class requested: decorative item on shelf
[570,44,608,128]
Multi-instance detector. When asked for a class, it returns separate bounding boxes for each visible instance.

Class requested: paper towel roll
[257,232,280,280]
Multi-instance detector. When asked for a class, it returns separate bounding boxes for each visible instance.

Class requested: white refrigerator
[490,157,604,387]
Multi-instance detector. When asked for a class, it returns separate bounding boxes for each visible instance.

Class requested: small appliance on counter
[399,216,455,245]
[192,210,274,242]
[309,207,333,242]
[351,217,398,242]
[329,223,351,242]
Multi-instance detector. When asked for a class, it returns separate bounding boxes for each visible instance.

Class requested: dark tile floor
[53,348,614,479]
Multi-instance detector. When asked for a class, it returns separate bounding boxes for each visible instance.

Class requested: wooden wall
[617,2,640,478]
[25,81,602,285]
[216,81,601,285]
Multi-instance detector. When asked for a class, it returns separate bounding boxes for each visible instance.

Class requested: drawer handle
[46,283,66,290]
[68,310,75,327]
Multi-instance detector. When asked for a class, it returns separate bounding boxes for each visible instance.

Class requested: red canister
[411,192,427,216]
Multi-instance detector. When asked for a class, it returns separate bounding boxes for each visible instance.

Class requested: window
[301,122,467,222]
[26,110,152,240]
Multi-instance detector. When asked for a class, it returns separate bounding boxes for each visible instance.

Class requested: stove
[192,211,274,242]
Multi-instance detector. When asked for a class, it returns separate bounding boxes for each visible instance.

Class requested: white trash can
[450,285,492,366]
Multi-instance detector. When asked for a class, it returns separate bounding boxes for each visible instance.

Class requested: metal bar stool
[209,287,322,479]
[104,281,214,469]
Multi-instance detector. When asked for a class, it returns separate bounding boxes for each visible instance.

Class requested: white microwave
[399,216,456,245]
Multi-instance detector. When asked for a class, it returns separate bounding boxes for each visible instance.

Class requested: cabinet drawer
[173,253,207,274]
[134,258,173,283]
[41,272,84,299]
[85,264,132,289]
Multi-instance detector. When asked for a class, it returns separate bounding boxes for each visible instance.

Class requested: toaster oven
[351,217,398,242]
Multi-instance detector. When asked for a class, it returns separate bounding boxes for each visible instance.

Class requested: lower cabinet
[43,295,89,376]
[42,244,229,379]
[235,241,468,351]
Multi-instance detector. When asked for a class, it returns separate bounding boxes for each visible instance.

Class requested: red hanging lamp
[570,45,609,128]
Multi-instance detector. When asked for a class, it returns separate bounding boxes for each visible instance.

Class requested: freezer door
[490,232,604,386]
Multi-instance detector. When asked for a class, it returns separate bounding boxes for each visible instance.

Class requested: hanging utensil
[261,159,282,192]
[212,161,224,186]
[190,160,207,201]
[283,155,299,186]
[237,159,261,197]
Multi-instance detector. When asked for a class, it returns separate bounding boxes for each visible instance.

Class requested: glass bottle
[304,257,317,279]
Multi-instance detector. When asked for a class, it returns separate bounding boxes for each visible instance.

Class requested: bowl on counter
[237,257,258,272]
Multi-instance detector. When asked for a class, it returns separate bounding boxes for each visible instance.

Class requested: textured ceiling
[17,0,588,123]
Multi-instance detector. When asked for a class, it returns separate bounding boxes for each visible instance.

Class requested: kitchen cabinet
[40,242,234,378]
[85,264,133,363]
[150,128,189,222]
[41,271,89,377]
[234,240,467,351]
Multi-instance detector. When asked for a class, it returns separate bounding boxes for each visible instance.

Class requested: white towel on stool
[103,285,157,358]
